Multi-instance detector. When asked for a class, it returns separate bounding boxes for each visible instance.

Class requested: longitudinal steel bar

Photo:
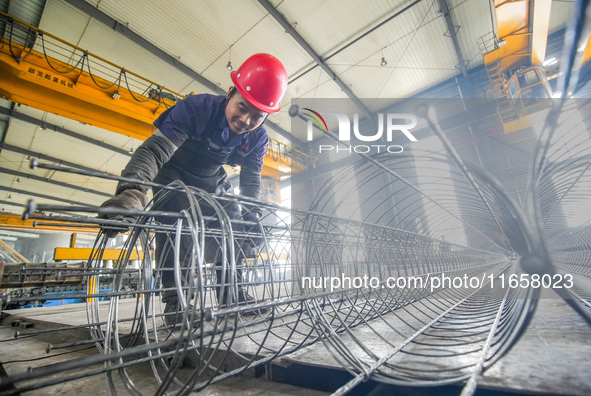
[30,159,183,193]
[459,283,511,396]
[331,279,491,396]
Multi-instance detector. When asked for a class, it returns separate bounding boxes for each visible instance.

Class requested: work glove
[240,207,263,259]
[99,189,148,238]
[242,206,262,222]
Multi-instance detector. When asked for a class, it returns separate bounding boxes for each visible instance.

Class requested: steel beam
[0,102,15,153]
[11,110,133,157]
[3,186,89,206]
[54,247,144,260]
[0,199,26,209]
[437,0,474,94]
[2,144,119,178]
[0,167,111,198]
[289,0,422,84]
[257,0,374,121]
[530,0,552,66]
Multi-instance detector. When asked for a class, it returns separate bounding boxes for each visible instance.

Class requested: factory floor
[0,323,327,395]
[1,290,590,395]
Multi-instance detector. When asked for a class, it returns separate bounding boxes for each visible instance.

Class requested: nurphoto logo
[303,108,418,154]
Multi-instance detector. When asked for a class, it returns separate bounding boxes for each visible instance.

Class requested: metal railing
[266,137,309,170]
[0,11,183,108]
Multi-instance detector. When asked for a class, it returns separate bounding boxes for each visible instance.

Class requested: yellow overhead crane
[481,0,555,133]
[0,213,98,233]
[483,0,552,73]
[0,11,308,179]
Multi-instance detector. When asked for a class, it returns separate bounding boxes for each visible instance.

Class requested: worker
[100,53,288,325]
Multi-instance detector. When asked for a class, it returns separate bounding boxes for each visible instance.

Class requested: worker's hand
[100,189,148,216]
[241,206,262,222]
[99,189,148,238]
[240,207,263,259]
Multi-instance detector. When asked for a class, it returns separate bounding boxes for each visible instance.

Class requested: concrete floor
[0,300,327,396]
[281,289,591,395]
[0,324,327,395]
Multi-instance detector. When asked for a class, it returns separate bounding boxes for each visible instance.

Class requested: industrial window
[517,69,540,88]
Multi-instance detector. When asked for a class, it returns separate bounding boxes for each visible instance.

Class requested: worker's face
[225,88,267,135]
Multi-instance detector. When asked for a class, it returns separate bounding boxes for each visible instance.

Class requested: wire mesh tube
[2,109,591,394]
[2,106,591,395]
[4,112,590,395]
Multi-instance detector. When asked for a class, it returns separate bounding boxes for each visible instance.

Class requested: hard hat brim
[231,71,282,114]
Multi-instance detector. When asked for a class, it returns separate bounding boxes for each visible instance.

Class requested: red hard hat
[230,53,287,114]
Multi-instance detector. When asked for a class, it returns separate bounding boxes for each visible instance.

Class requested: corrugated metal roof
[448,0,494,70]
[272,0,400,56]
[549,0,574,34]
[7,0,46,26]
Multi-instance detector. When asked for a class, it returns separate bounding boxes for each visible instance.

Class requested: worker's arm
[239,135,268,199]
[116,130,177,194]
[102,96,203,211]
[237,134,267,258]
[100,130,177,216]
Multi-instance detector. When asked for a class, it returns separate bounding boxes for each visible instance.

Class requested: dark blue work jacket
[154,94,268,198]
